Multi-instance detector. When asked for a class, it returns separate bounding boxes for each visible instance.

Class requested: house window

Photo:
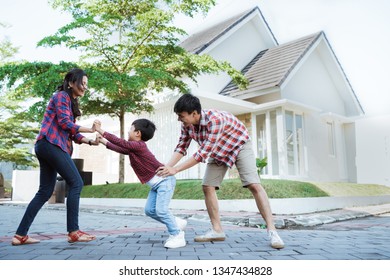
[285,111,294,174]
[256,109,305,177]
[285,111,305,175]
[256,114,267,175]
[296,114,305,174]
[270,110,280,175]
[327,122,336,156]
[256,110,280,176]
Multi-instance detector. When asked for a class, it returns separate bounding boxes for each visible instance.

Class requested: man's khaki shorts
[202,140,261,189]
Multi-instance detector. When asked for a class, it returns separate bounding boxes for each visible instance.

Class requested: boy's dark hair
[174,93,202,114]
[132,119,156,142]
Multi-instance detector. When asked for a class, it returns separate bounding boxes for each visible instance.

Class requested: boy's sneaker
[268,230,284,249]
[194,229,226,242]
[175,217,187,231]
[164,231,186,249]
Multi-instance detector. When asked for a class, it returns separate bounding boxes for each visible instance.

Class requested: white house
[72,6,367,185]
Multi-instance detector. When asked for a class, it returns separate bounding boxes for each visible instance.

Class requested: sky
[1,0,389,117]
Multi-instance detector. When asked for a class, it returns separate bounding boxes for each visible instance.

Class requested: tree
[0,23,38,168]
[0,62,79,122]
[0,23,19,63]
[36,0,247,183]
[0,98,39,168]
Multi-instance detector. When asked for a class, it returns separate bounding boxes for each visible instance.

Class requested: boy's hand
[91,134,101,146]
[97,135,108,145]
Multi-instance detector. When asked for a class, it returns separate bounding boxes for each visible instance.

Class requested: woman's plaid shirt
[36,91,83,155]
[174,109,249,167]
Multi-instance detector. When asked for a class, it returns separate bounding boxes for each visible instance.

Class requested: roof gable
[178,6,364,116]
[220,32,322,97]
[180,7,277,54]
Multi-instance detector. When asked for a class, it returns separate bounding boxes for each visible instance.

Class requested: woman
[12,68,98,245]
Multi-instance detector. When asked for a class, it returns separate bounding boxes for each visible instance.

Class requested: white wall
[356,115,390,186]
[283,49,347,116]
[301,112,348,182]
[11,169,121,202]
[12,170,39,201]
[344,123,357,183]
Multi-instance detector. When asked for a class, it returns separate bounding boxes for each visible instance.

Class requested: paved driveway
[1,205,390,260]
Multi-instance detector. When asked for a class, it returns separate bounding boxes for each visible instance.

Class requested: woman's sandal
[11,235,40,246]
[68,230,96,243]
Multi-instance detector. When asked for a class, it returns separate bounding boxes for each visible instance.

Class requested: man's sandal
[68,230,96,243]
[11,235,40,246]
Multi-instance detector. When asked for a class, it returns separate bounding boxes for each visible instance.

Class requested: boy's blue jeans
[144,175,180,236]
[15,138,84,235]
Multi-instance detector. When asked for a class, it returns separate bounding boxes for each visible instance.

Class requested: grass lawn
[80,178,390,200]
[81,178,329,199]
[312,182,390,197]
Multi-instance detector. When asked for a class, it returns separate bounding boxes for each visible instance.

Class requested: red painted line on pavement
[0,224,261,243]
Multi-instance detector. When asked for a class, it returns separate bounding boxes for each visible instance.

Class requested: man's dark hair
[174,93,202,114]
[132,119,156,142]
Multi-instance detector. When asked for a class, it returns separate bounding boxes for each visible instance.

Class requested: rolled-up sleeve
[174,126,192,156]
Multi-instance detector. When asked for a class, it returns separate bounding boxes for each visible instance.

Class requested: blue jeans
[144,175,179,236]
[15,138,84,235]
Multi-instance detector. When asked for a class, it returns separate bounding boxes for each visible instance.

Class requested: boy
[94,119,187,249]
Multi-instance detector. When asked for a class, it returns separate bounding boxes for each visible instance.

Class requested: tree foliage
[0,61,79,122]
[0,22,19,63]
[39,0,247,115]
[0,94,39,168]
[0,24,38,168]
[0,1,248,181]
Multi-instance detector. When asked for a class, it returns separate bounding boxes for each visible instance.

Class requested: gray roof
[180,7,269,54]
[220,32,323,97]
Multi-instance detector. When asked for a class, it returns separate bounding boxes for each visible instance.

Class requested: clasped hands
[87,119,104,145]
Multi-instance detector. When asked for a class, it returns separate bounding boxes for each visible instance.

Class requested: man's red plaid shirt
[174,109,249,167]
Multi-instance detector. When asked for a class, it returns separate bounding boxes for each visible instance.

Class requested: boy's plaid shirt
[36,91,83,154]
[174,109,249,167]
[103,131,163,184]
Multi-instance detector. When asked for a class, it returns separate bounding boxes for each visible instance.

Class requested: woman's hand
[89,134,101,146]
[91,123,96,133]
[93,119,104,135]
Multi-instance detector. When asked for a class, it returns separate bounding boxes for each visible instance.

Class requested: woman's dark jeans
[15,138,84,235]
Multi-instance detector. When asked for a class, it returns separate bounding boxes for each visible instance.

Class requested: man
[157,93,284,249]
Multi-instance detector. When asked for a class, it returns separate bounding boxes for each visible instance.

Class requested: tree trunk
[118,107,125,183]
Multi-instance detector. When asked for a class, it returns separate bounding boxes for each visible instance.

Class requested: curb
[2,202,390,229]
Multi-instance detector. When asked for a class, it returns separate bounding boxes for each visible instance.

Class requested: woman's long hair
[57,68,87,118]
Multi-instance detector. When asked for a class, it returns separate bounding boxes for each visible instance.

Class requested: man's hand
[156,166,178,177]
